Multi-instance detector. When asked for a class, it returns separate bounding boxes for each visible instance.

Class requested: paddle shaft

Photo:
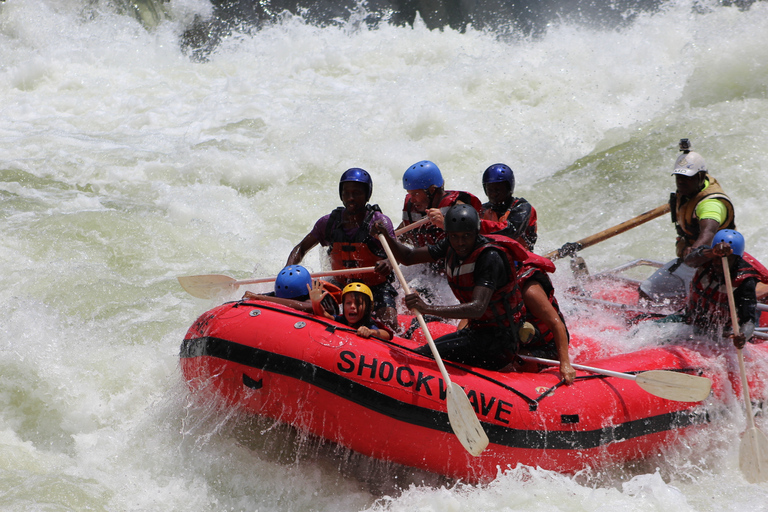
[546,203,671,261]
[394,217,430,236]
[230,266,376,287]
[376,235,451,383]
[723,257,757,429]
[520,355,640,382]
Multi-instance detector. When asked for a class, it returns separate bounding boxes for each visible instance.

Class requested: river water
[2,0,768,510]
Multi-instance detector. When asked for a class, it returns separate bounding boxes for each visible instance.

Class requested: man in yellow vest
[669,139,735,259]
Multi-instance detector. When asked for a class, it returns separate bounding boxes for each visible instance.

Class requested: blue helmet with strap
[712,229,745,257]
[482,163,515,195]
[274,265,312,299]
[339,168,373,202]
[402,160,444,190]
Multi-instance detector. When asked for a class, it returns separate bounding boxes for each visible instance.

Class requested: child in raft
[309,280,393,340]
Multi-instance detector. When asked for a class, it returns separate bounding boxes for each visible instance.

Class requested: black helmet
[444,204,480,233]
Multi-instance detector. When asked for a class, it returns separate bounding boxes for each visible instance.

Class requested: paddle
[179,221,431,299]
[178,267,376,300]
[545,203,671,261]
[395,216,431,236]
[722,256,768,483]
[519,355,712,402]
[377,234,489,456]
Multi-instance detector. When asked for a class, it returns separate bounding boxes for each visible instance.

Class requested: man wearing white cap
[669,139,735,259]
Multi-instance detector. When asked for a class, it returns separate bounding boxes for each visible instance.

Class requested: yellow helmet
[341,282,373,302]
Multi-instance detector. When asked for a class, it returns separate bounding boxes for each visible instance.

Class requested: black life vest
[444,234,528,331]
[325,204,387,286]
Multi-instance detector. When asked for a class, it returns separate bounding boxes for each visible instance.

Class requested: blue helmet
[339,168,373,202]
[274,265,312,299]
[444,204,480,233]
[402,160,444,191]
[712,229,745,257]
[482,163,515,195]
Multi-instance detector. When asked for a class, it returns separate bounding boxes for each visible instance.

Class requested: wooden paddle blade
[740,427,768,483]
[635,370,712,402]
[446,382,489,456]
[177,275,237,299]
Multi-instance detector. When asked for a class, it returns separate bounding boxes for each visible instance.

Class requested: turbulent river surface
[2,0,768,510]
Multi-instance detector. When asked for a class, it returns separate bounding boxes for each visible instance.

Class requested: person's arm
[242,292,313,312]
[405,286,493,319]
[356,325,392,341]
[521,282,575,385]
[683,218,720,257]
[286,232,320,266]
[734,277,758,348]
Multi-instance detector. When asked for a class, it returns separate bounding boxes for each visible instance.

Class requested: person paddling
[375,204,528,371]
[397,160,483,250]
[286,168,398,331]
[659,230,758,348]
[670,139,735,258]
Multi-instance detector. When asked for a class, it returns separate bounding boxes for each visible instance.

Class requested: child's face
[343,293,366,325]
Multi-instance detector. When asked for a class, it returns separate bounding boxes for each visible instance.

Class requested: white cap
[672,152,707,177]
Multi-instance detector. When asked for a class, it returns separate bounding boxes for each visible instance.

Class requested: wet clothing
[480,197,538,251]
[670,175,735,258]
[682,252,759,339]
[416,234,528,370]
[517,261,568,360]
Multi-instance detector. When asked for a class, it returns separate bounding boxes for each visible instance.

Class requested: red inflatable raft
[179,297,768,482]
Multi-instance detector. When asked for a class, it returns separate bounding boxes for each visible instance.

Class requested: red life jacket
[687,258,760,332]
[325,205,387,286]
[517,255,568,352]
[401,190,483,247]
[444,234,528,330]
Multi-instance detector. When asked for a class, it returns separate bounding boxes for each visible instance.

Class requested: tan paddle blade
[740,427,768,483]
[178,267,376,300]
[177,274,237,299]
[521,355,712,402]
[377,233,488,456]
[635,370,712,402]
[446,382,489,456]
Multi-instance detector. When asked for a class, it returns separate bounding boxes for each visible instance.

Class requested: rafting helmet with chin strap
[712,229,745,257]
[482,163,515,195]
[274,265,312,299]
[444,204,481,233]
[339,168,373,202]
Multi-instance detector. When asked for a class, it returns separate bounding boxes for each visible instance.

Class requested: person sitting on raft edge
[309,280,392,341]
[285,167,398,332]
[373,203,558,376]
[658,229,759,349]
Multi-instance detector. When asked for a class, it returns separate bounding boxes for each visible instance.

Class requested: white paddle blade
[740,427,768,483]
[446,382,489,456]
[177,275,236,299]
[635,370,712,402]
